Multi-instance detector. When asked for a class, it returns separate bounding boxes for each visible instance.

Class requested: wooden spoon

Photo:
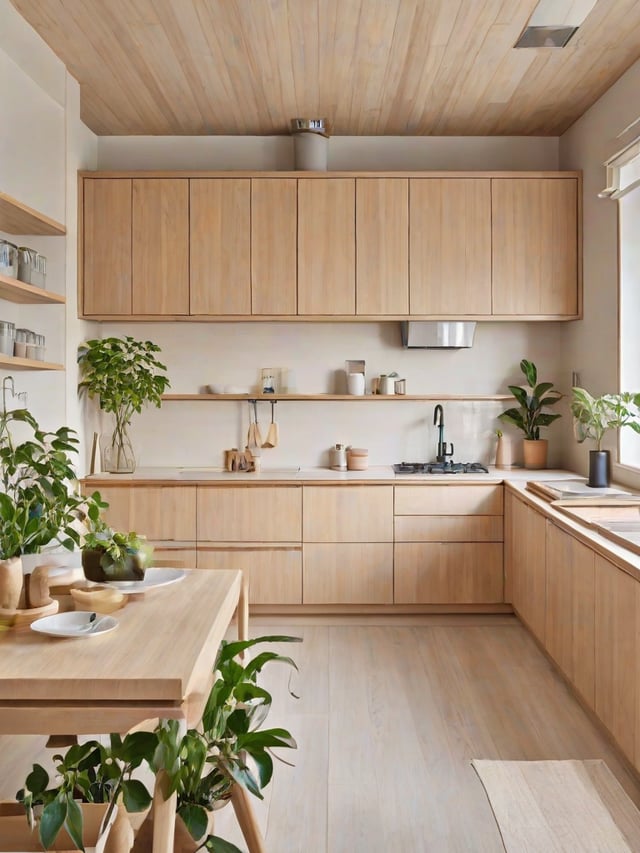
[262,400,279,448]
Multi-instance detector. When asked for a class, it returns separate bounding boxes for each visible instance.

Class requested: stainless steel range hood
[400,321,476,349]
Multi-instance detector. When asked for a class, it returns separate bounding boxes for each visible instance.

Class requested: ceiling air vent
[514,25,578,48]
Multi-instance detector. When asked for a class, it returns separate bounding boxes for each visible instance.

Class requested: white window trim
[599,136,640,199]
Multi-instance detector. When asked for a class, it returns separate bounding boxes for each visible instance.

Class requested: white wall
[95,133,566,470]
[0,0,97,472]
[560,57,640,487]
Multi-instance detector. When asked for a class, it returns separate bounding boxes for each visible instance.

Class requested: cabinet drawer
[303,543,393,604]
[149,543,197,569]
[395,515,503,542]
[92,486,197,541]
[394,542,503,603]
[303,486,393,542]
[394,485,502,516]
[197,486,302,542]
[197,545,302,604]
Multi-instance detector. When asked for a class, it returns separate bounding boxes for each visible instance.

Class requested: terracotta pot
[133,811,215,852]
[0,556,22,610]
[523,438,548,470]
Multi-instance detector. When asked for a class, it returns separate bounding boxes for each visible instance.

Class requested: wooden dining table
[0,568,244,852]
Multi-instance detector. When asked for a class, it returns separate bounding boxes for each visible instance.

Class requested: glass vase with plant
[498,359,562,469]
[77,337,170,474]
[570,387,640,486]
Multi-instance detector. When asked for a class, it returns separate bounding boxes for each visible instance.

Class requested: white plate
[103,567,187,593]
[30,611,118,638]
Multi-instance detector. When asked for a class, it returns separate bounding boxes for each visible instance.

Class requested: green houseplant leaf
[499,359,562,441]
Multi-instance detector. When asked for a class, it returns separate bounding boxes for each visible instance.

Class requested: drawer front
[394,485,503,516]
[303,543,393,604]
[197,487,302,542]
[303,486,393,542]
[93,486,197,541]
[395,515,503,542]
[149,544,197,569]
[197,545,302,604]
[394,542,503,603]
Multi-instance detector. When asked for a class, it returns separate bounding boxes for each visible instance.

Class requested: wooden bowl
[70,584,126,614]
[0,599,59,629]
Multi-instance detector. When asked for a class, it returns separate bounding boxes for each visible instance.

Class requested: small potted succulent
[499,359,562,469]
[570,387,640,487]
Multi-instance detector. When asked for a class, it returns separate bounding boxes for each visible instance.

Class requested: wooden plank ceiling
[10,0,640,136]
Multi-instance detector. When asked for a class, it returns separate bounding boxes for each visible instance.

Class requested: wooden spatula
[263,400,279,448]
[252,400,264,448]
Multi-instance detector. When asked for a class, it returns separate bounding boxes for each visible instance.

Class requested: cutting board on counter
[526,479,640,505]
[590,520,640,557]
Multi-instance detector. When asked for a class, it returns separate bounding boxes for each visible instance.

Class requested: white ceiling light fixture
[515,0,599,48]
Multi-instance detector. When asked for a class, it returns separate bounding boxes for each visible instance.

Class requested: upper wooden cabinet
[297,178,356,315]
[410,178,492,316]
[492,177,579,317]
[80,171,581,321]
[132,179,189,315]
[356,178,408,315]
[251,178,297,315]
[190,178,251,315]
[83,179,132,315]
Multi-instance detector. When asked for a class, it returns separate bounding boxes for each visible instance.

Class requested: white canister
[347,372,365,395]
[330,444,347,471]
[379,375,395,395]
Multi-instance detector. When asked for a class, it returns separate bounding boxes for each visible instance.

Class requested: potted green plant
[81,513,152,582]
[77,337,170,474]
[570,387,640,487]
[18,635,300,852]
[0,398,103,610]
[499,359,562,469]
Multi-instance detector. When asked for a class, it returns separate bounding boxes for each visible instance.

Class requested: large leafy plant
[499,359,562,440]
[17,635,300,852]
[77,337,170,470]
[571,387,640,451]
[0,403,102,559]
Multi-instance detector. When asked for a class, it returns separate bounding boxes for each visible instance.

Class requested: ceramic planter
[82,547,146,583]
[0,556,22,610]
[588,449,611,488]
[523,438,548,470]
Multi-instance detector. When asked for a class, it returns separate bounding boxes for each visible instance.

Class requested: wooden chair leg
[230,782,266,853]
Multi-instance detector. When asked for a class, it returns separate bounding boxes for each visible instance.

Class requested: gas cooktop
[393,462,489,474]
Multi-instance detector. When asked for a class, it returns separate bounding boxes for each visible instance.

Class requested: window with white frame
[605,140,640,469]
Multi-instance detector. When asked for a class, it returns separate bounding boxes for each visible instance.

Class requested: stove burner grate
[393,461,489,474]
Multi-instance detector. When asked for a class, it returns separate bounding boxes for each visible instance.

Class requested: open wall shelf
[162,394,512,402]
[0,191,65,236]
[0,274,65,305]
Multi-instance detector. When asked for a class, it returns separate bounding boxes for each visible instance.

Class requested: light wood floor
[3,615,640,852]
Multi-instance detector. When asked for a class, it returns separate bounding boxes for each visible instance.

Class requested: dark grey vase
[587,450,610,488]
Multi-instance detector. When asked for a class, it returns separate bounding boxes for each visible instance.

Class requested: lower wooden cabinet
[506,493,546,643]
[197,545,302,604]
[544,521,595,706]
[149,544,198,568]
[594,554,638,764]
[90,485,197,542]
[303,543,393,604]
[394,543,503,603]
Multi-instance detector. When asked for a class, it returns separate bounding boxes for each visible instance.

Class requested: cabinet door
[132,179,189,314]
[83,179,132,315]
[545,522,595,705]
[197,545,302,604]
[251,179,297,315]
[298,178,355,315]
[394,542,503,603]
[395,485,502,516]
[507,495,546,642]
[356,178,408,315]
[492,177,578,316]
[92,486,197,541]
[190,178,251,314]
[594,554,637,763]
[197,486,302,542]
[409,178,491,315]
[303,486,393,542]
[303,543,393,604]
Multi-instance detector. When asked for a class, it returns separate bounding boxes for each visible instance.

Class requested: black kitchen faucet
[433,404,454,463]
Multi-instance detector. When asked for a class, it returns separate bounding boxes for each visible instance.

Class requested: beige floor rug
[471,759,640,852]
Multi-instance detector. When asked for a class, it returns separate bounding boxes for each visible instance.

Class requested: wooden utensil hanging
[262,400,279,448]
[252,400,263,448]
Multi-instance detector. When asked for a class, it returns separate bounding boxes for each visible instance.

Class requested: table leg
[230,782,266,853]
[151,770,176,853]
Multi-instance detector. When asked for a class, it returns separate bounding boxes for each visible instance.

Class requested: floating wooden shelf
[0,353,64,371]
[0,191,65,236]
[0,274,65,305]
[162,393,512,402]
